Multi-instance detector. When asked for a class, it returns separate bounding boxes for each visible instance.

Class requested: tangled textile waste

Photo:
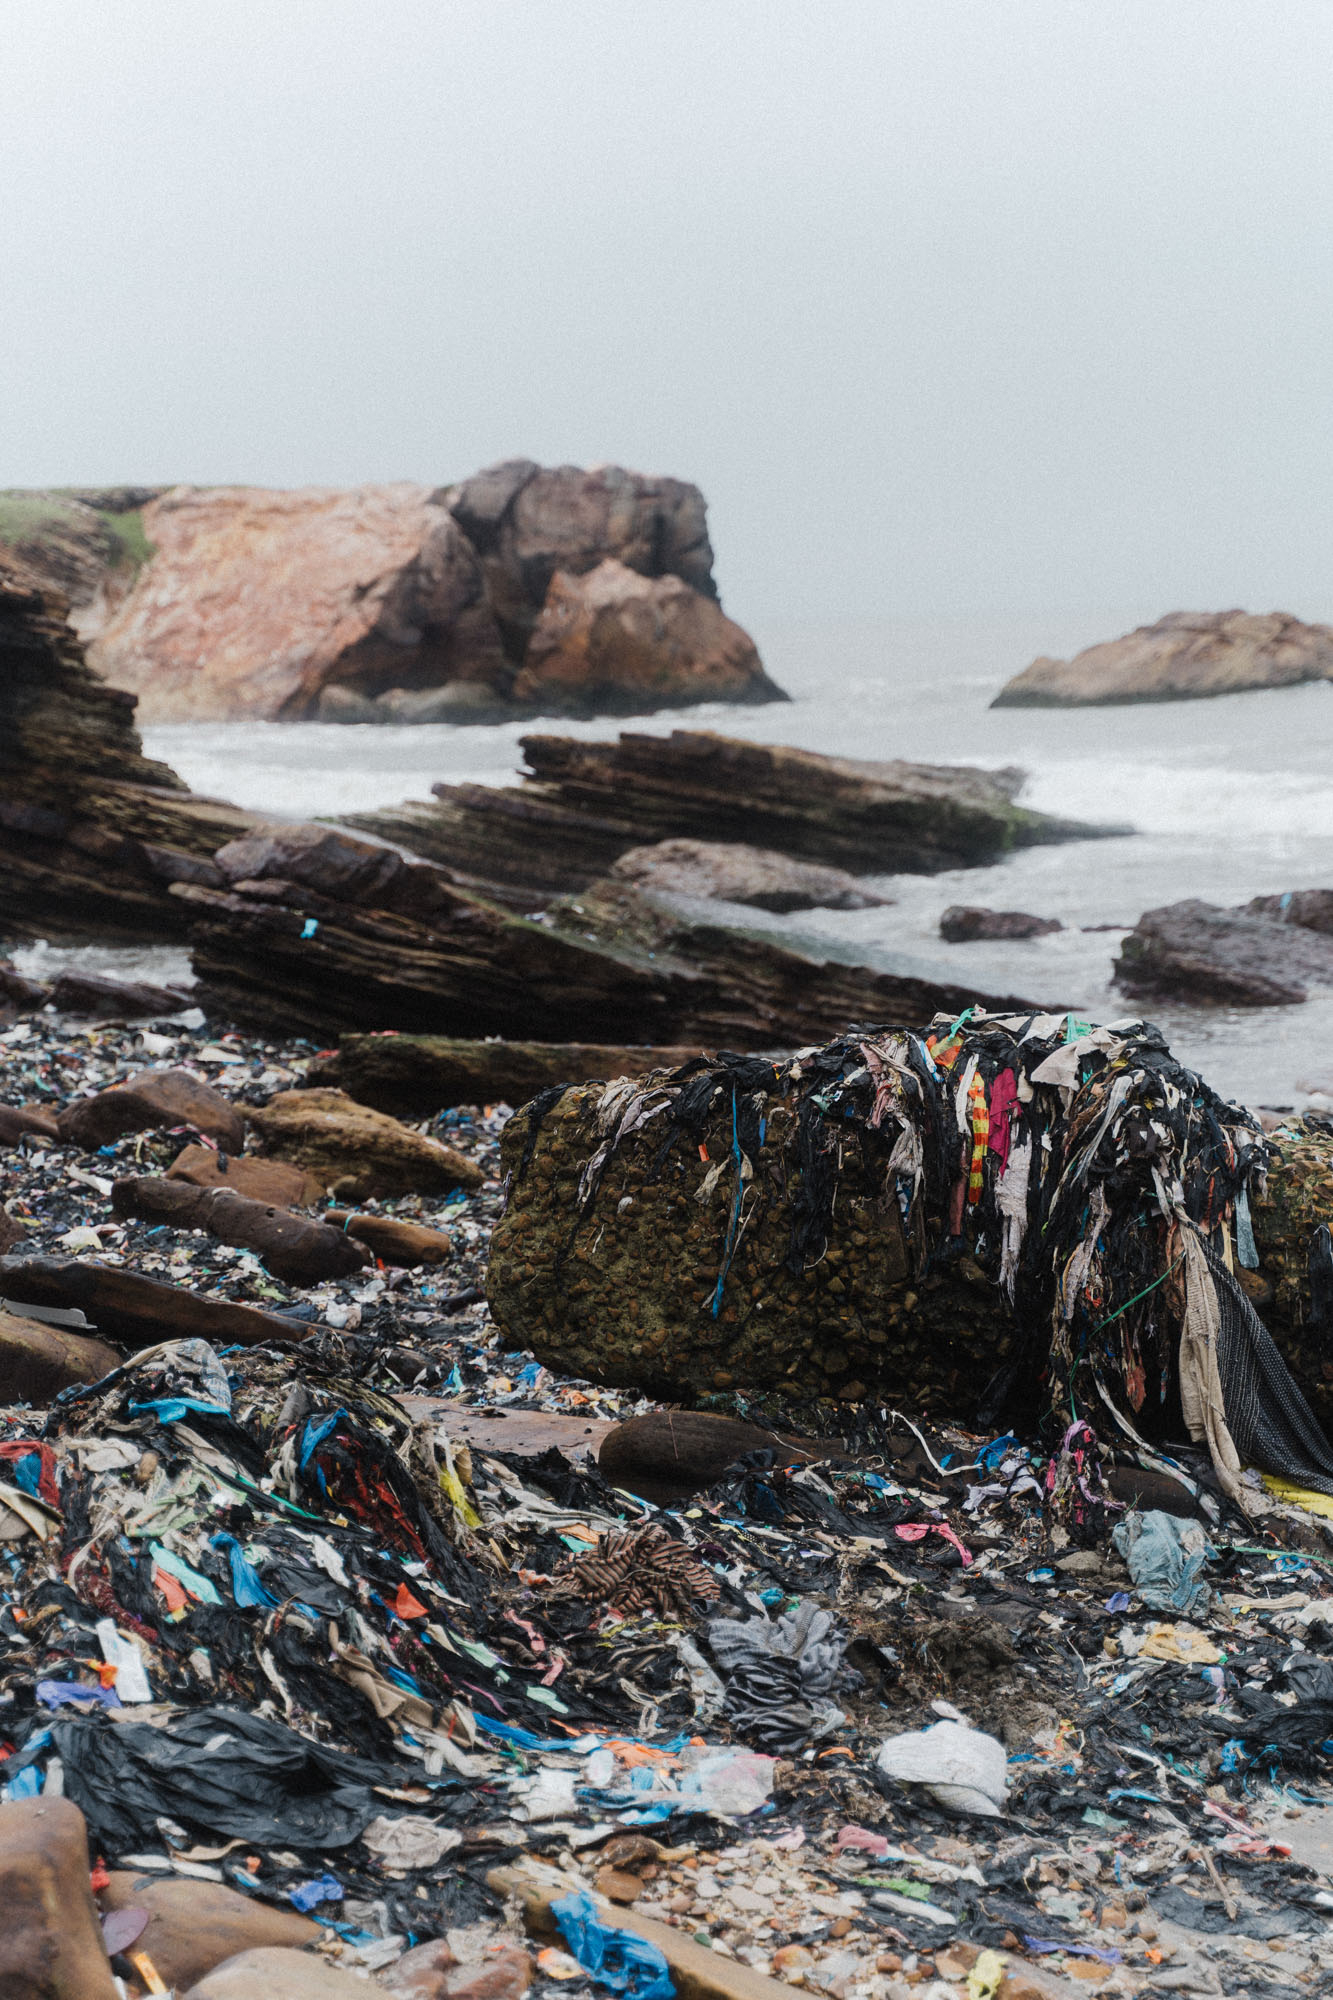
[557,1009,1333,1512]
[550,1522,722,1619]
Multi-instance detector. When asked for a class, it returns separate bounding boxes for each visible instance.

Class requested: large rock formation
[1115,897,1333,1005]
[89,483,507,722]
[176,822,1039,1044]
[509,558,782,714]
[351,728,1122,907]
[0,550,255,940]
[993,610,1333,708]
[440,457,717,656]
[81,463,771,724]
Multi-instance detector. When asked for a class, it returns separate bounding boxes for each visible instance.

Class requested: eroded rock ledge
[0,552,256,939]
[351,728,1122,906]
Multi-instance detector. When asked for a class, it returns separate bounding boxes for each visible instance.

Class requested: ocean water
[123,609,1333,1112]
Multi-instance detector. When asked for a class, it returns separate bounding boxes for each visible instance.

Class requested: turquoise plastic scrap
[148,1542,223,1606]
[550,1888,675,2000]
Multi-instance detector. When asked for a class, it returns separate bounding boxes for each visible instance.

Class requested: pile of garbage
[491,1009,1333,1509]
[4,1005,1333,1997]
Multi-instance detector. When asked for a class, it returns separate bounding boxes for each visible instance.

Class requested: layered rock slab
[993,609,1333,707]
[351,728,1119,906]
[178,825,1038,1045]
[0,549,257,941]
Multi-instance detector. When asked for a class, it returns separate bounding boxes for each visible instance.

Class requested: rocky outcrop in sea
[3,461,783,726]
[992,608,1333,707]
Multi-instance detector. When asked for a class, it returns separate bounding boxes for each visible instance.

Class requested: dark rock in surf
[1245,888,1333,935]
[939,906,1062,943]
[1115,899,1333,1005]
[49,970,192,1019]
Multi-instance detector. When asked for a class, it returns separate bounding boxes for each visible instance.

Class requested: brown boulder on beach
[0,1256,305,1350]
[992,608,1333,707]
[249,1088,484,1200]
[512,559,782,715]
[0,1307,120,1402]
[0,1796,119,1999]
[324,1209,454,1267]
[181,1946,375,1999]
[99,1871,321,1993]
[166,1142,324,1206]
[57,1067,246,1151]
[0,1104,59,1147]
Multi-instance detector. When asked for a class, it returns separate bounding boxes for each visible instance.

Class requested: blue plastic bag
[550,1889,675,2000]
[289,1872,344,1912]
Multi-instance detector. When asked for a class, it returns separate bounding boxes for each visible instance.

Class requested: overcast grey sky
[4,3,1332,623]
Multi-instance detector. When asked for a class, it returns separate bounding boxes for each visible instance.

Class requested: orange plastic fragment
[153,1567,188,1616]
